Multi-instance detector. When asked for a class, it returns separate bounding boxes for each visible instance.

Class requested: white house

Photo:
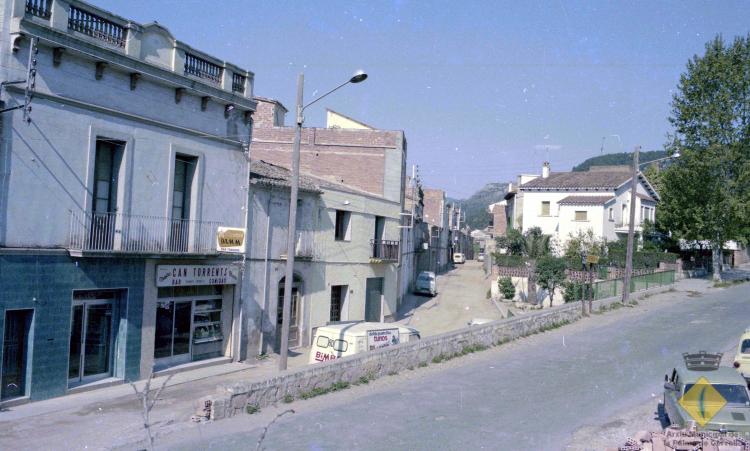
[511,162,660,250]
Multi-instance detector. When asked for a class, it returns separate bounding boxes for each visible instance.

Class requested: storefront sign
[157,265,239,287]
[216,227,246,253]
[367,328,400,351]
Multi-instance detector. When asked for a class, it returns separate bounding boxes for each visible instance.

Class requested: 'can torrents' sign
[157,265,239,287]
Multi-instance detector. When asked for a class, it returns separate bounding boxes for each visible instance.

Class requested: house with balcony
[508,162,659,251]
[0,0,254,404]
[240,160,403,358]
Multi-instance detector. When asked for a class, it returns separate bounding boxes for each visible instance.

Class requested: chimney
[542,161,550,179]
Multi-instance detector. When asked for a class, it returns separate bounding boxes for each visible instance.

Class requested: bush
[563,280,586,302]
[498,277,515,300]
[494,254,526,267]
[535,256,567,305]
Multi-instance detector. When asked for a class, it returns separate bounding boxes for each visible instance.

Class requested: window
[574,210,588,221]
[374,216,385,241]
[541,201,550,216]
[335,210,351,241]
[330,285,347,322]
[89,140,123,250]
[640,206,645,221]
[608,207,614,221]
[170,155,196,252]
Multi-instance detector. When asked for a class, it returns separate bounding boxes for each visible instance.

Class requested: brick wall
[422,189,445,228]
[251,115,404,199]
[492,205,507,237]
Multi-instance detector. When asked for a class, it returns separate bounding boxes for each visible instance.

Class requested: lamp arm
[301,79,352,112]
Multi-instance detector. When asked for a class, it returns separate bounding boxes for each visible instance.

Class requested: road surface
[156,279,750,451]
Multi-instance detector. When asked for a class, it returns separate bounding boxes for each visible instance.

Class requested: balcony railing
[184,53,223,84]
[295,230,315,258]
[68,210,222,255]
[232,73,246,94]
[68,4,126,47]
[370,239,399,261]
[25,0,51,19]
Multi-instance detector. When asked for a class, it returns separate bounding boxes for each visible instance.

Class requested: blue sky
[97,0,750,199]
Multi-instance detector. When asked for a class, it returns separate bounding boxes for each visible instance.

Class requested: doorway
[154,301,192,367]
[365,277,384,322]
[69,294,115,386]
[276,276,301,352]
[2,310,33,401]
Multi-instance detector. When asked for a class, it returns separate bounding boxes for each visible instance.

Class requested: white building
[510,163,660,250]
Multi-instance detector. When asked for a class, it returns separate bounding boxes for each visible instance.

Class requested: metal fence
[370,239,399,261]
[69,210,221,254]
[592,270,675,300]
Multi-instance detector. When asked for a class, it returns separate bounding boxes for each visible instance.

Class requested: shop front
[147,263,238,373]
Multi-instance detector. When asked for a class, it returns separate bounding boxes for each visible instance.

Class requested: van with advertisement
[309,322,421,364]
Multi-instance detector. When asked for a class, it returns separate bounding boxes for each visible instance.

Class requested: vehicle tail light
[735,361,741,368]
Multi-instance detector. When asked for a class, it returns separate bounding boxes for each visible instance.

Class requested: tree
[521,227,552,305]
[495,228,525,256]
[563,230,606,269]
[535,256,567,306]
[660,34,750,281]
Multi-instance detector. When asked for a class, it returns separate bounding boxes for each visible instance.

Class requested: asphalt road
[160,281,750,451]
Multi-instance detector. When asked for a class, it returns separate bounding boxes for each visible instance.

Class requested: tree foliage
[535,256,567,305]
[659,34,750,280]
[497,277,515,300]
[495,228,525,256]
[562,230,607,269]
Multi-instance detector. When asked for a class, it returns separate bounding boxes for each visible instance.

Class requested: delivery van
[309,322,421,364]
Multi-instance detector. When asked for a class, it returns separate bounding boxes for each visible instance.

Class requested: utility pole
[622,146,640,304]
[278,73,304,371]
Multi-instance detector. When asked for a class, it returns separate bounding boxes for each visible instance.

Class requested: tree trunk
[712,240,723,282]
[527,260,538,305]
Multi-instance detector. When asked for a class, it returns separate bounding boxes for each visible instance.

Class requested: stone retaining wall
[205,284,675,421]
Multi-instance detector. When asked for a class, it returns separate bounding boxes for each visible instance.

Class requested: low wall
[206,284,675,421]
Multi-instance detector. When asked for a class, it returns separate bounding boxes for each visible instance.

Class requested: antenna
[600,136,606,154]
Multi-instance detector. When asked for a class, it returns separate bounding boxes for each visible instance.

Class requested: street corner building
[0,0,254,404]
[243,100,408,359]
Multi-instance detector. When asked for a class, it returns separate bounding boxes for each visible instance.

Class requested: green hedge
[601,250,679,269]
[494,254,527,267]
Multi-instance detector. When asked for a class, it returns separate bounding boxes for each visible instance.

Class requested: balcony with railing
[370,239,399,262]
[25,0,51,18]
[184,53,223,85]
[68,3,126,47]
[18,0,253,102]
[68,210,222,256]
[280,230,316,260]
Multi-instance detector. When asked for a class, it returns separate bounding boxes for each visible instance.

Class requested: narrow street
[153,280,750,451]
[397,261,502,336]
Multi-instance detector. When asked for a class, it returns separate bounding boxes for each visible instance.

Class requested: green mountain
[572,150,667,172]
[448,182,508,230]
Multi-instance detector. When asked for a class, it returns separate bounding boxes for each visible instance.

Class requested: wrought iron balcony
[184,53,223,84]
[370,239,399,262]
[25,0,51,18]
[280,230,316,260]
[68,210,222,255]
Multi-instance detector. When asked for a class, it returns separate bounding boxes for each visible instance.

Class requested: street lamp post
[621,148,679,304]
[278,71,367,371]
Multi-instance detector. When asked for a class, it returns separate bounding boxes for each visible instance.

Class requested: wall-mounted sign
[157,265,239,287]
[586,254,600,264]
[367,328,400,351]
[216,227,246,253]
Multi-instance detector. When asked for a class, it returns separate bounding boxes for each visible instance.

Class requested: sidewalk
[0,274,714,451]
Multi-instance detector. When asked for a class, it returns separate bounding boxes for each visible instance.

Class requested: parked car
[733,328,750,385]
[477,253,485,262]
[453,253,465,264]
[309,322,420,364]
[415,271,437,296]
[663,352,750,434]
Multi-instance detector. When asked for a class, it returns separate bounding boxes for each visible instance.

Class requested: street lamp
[621,147,679,304]
[279,70,368,371]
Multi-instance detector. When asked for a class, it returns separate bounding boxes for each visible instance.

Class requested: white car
[477,253,485,262]
[415,271,437,296]
[453,253,465,264]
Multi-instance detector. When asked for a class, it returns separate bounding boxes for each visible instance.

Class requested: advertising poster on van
[367,328,400,350]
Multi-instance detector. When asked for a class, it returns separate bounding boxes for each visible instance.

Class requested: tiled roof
[637,193,656,203]
[249,160,321,193]
[557,195,615,205]
[521,171,631,189]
